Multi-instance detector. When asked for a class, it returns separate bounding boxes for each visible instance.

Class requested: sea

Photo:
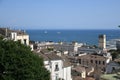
[26,29,120,45]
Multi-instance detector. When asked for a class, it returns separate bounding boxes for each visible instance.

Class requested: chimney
[23,30,26,34]
[5,28,8,37]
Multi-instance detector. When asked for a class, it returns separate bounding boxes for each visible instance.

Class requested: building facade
[77,54,109,71]
[39,53,72,80]
[10,32,29,45]
[106,61,120,73]
[54,42,83,55]
[0,28,29,45]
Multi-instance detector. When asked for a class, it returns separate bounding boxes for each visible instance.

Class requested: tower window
[55,63,59,71]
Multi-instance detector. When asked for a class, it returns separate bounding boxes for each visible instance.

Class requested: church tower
[98,34,106,49]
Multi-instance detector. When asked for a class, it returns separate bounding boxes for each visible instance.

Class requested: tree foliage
[118,25,120,28]
[109,50,120,60]
[0,39,50,80]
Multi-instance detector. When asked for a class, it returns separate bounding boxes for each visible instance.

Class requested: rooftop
[77,54,106,60]
[45,53,62,60]
[101,72,120,80]
[35,50,72,67]
[73,66,86,73]
[78,48,101,54]
[61,55,71,67]
[36,51,62,61]
[0,28,27,36]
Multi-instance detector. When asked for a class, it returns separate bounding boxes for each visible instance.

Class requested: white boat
[44,31,47,34]
[57,32,61,34]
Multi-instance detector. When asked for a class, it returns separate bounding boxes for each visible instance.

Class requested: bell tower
[98,34,106,49]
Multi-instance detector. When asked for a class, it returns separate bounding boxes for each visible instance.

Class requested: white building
[77,47,102,55]
[0,28,29,46]
[106,39,120,50]
[54,42,83,55]
[39,53,72,80]
[10,31,29,45]
[36,41,54,50]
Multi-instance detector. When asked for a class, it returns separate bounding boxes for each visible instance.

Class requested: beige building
[77,54,108,71]
[98,34,106,49]
[72,66,86,79]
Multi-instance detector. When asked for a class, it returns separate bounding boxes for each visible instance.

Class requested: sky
[0,0,120,29]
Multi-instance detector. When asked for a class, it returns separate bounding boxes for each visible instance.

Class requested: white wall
[44,61,50,71]
[17,35,29,45]
[29,44,34,51]
[11,32,17,41]
[50,60,63,80]
[63,66,72,80]
[44,60,72,80]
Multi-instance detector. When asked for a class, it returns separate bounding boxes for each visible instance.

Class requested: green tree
[109,50,120,60]
[0,39,50,80]
[118,25,120,28]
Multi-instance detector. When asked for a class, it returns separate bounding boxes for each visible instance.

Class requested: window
[24,39,27,45]
[50,65,52,68]
[82,60,84,65]
[95,60,97,64]
[102,67,105,71]
[79,59,81,64]
[91,60,93,63]
[55,63,59,71]
[99,61,101,64]
[103,61,105,65]
[55,74,58,80]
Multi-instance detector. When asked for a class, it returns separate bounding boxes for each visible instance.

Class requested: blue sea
[26,29,120,45]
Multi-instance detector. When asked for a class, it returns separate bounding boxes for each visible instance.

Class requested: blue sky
[0,0,120,29]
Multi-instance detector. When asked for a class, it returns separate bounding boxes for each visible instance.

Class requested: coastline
[26,29,120,45]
